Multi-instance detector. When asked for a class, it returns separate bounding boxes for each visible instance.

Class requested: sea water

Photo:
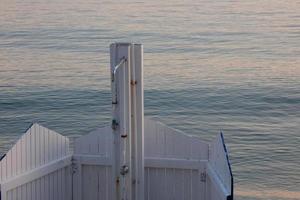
[0,0,299,199]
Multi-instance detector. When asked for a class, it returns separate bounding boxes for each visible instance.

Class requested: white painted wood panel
[73,126,113,200]
[81,165,112,200]
[72,117,211,200]
[0,123,71,200]
[0,120,233,200]
[144,167,205,200]
[143,118,209,200]
[144,118,209,160]
[207,133,233,200]
[5,166,70,200]
[74,126,112,156]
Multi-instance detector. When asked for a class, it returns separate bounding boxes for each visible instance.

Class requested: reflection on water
[236,187,300,200]
[0,0,299,199]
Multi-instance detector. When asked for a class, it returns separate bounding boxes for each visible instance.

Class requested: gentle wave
[236,188,300,199]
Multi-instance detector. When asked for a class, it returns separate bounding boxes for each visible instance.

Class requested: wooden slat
[72,118,210,200]
[144,118,209,160]
[74,126,112,156]
[133,44,145,200]
[73,155,111,166]
[0,120,232,200]
[145,158,205,170]
[0,124,71,200]
[143,118,209,200]
[1,155,72,192]
[81,165,112,200]
[73,126,113,200]
[144,167,204,200]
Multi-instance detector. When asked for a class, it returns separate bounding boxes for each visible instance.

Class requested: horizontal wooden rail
[145,157,207,170]
[71,154,209,170]
[0,155,72,192]
[72,154,112,166]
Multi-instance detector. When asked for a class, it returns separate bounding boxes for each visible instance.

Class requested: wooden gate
[72,126,113,200]
[0,121,232,200]
[0,123,72,200]
[70,117,229,200]
[144,118,209,200]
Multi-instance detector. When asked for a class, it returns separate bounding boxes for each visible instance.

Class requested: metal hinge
[200,172,206,182]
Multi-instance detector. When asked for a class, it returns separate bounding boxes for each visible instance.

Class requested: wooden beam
[0,155,72,192]
[72,155,112,166]
[145,158,206,170]
[71,154,207,170]
[110,43,144,200]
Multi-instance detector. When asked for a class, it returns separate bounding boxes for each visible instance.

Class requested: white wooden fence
[0,123,72,200]
[144,118,209,200]
[72,126,113,200]
[0,119,233,200]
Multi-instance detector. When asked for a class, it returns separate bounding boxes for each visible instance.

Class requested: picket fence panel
[0,123,71,200]
[71,118,211,200]
[0,120,233,200]
[72,126,113,200]
[144,118,209,200]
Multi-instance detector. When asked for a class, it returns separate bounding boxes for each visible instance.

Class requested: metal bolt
[131,80,137,85]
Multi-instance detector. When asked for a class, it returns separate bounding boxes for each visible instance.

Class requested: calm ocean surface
[0,0,299,199]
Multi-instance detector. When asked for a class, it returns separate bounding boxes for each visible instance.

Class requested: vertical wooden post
[110,43,144,200]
